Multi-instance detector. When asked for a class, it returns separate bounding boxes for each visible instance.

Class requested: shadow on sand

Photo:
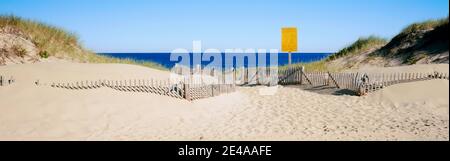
[285,85,359,96]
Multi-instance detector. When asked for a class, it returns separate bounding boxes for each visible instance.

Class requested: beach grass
[401,17,448,35]
[0,15,167,70]
[326,36,387,61]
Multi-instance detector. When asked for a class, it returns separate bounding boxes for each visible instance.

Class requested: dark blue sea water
[98,53,331,69]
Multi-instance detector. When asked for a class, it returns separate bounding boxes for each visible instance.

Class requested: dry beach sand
[0,62,448,141]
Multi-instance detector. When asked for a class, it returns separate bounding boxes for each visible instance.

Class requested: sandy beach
[0,62,448,141]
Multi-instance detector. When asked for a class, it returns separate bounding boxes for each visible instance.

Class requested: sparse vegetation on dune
[85,54,167,70]
[326,36,387,61]
[400,17,448,35]
[376,17,448,63]
[0,15,167,70]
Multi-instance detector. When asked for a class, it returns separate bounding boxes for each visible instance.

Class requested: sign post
[288,52,292,65]
[281,27,298,69]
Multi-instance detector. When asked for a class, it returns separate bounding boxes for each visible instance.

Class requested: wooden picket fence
[173,65,360,90]
[0,75,15,86]
[277,67,449,96]
[47,78,236,101]
[278,67,361,91]
[173,65,360,95]
[172,64,281,86]
[45,64,448,99]
[357,72,449,95]
[48,79,182,98]
[184,83,236,101]
[172,64,238,85]
[278,66,304,85]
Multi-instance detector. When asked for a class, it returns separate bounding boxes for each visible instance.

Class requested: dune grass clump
[11,45,27,58]
[0,15,167,70]
[38,50,49,58]
[326,36,387,61]
[401,17,449,35]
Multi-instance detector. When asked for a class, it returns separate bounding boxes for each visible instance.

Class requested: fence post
[211,84,214,97]
[256,67,260,85]
[184,83,190,101]
[352,73,358,90]
[300,66,304,85]
[245,67,249,84]
[358,85,363,96]
[328,72,340,88]
[240,66,244,85]
[233,68,236,86]
[222,68,226,85]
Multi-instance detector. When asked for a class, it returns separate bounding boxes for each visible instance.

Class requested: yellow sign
[281,27,298,52]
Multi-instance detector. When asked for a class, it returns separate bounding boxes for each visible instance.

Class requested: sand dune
[0,62,448,140]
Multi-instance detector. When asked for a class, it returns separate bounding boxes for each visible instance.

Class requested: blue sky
[0,0,448,53]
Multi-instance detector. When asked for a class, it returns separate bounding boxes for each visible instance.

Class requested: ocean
[98,53,331,69]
